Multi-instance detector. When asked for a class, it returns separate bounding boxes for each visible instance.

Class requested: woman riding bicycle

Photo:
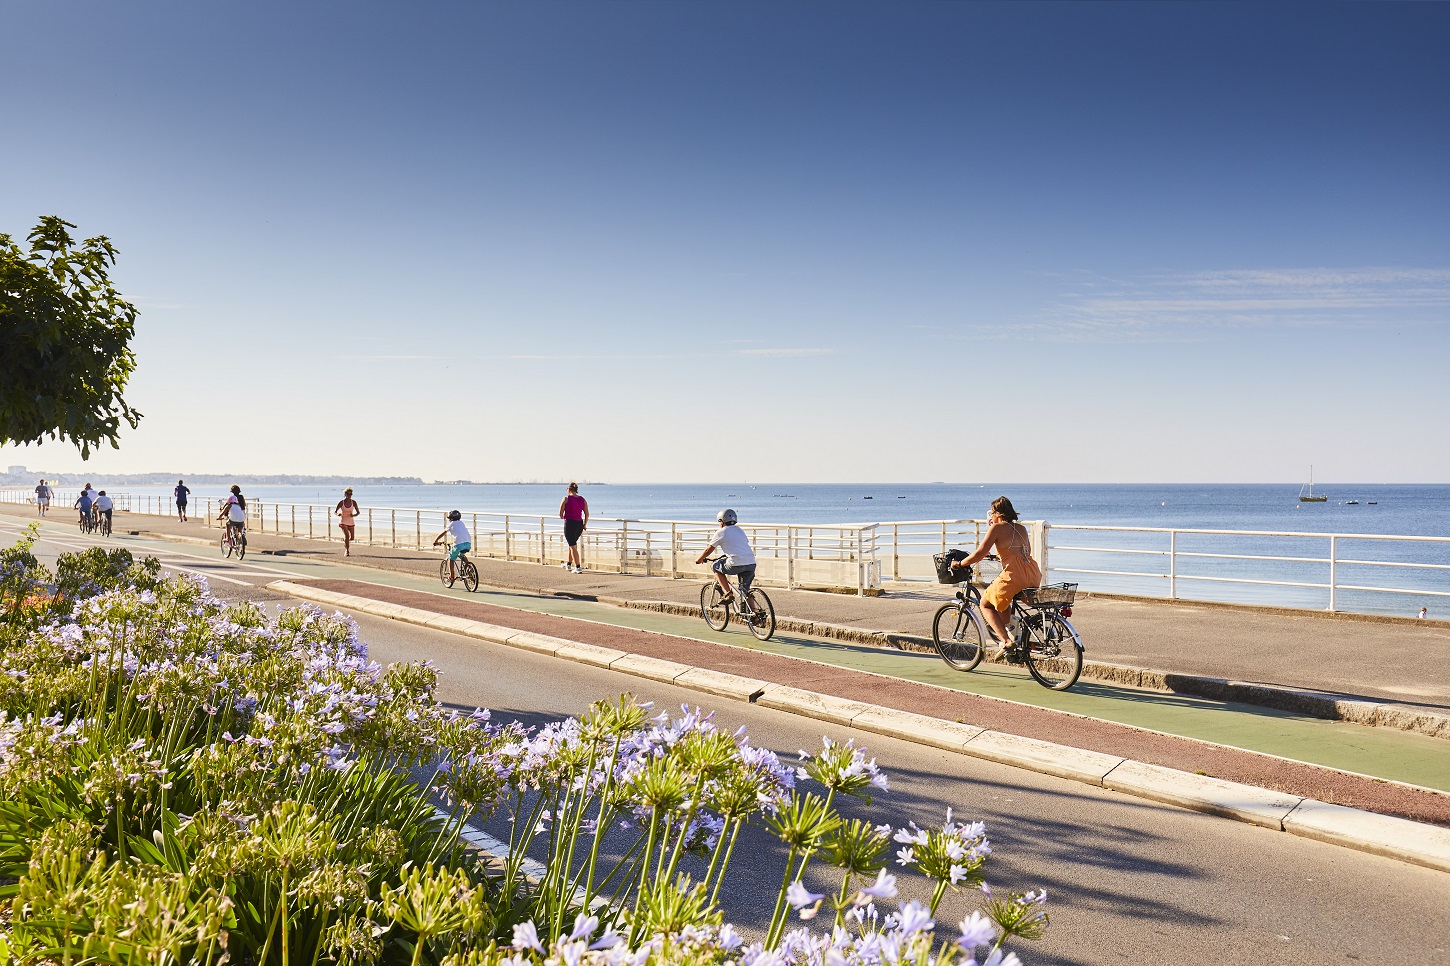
[951,496,1041,652]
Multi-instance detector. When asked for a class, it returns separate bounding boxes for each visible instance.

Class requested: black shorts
[564,519,585,547]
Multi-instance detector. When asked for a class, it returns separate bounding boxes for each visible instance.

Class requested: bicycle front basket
[1020,582,1077,607]
[933,552,972,584]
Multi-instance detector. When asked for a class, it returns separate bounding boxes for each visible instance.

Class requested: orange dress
[982,523,1041,611]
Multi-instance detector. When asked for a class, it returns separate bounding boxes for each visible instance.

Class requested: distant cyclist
[94,490,115,535]
[218,485,248,546]
[433,510,472,583]
[696,508,756,602]
[75,485,95,528]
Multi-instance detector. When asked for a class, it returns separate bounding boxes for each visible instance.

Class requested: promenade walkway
[4,506,1449,864]
[22,503,1441,710]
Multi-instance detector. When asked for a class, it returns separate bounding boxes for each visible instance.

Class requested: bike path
[4,514,1448,798]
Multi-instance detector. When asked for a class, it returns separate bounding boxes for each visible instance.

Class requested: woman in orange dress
[954,496,1041,650]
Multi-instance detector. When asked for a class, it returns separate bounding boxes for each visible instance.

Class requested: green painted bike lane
[88,527,1450,794]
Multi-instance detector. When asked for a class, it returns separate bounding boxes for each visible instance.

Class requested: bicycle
[221,522,247,559]
[77,509,97,534]
[439,541,480,592]
[930,556,1084,690]
[700,557,776,641]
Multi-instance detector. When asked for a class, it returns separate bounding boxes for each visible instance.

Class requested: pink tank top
[563,494,586,520]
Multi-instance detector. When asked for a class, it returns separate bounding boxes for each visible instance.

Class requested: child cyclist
[433,510,472,582]
[695,508,756,603]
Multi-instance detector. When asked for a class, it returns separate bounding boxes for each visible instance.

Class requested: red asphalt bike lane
[307,579,1450,828]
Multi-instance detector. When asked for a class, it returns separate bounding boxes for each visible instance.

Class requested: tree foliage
[0,216,142,457]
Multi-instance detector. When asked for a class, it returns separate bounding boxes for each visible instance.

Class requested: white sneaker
[562,562,571,570]
[574,566,583,574]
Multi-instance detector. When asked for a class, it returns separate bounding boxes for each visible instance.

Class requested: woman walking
[558,482,589,574]
[334,488,361,556]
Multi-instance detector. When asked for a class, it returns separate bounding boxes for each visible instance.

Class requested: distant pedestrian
[34,479,51,516]
[174,479,191,522]
[1419,607,1429,619]
[559,482,589,574]
[335,488,361,556]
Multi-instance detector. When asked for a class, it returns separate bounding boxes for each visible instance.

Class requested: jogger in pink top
[559,482,589,573]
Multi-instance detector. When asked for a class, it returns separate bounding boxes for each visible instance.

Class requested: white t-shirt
[94,495,113,512]
[448,519,471,544]
[226,496,247,523]
[710,525,755,567]
[82,487,98,502]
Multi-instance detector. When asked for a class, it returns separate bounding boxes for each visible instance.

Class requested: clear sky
[3,1,1446,484]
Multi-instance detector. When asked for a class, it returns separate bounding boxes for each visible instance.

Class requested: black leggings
[564,519,585,546]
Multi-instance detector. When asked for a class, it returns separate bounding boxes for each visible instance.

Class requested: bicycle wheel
[461,560,479,592]
[439,557,455,588]
[932,602,986,671]
[237,531,246,560]
[744,588,776,640]
[700,583,730,631]
[223,531,235,558]
[1024,613,1083,691]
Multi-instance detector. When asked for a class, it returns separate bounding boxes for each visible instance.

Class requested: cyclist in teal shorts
[432,510,472,583]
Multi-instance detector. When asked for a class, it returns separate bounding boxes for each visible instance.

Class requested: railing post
[892,524,900,581]
[504,515,512,561]
[787,527,796,589]
[309,506,314,539]
[621,520,629,574]
[540,516,546,565]
[856,528,865,597]
[390,509,396,547]
[1169,530,1177,599]
[415,510,422,551]
[326,506,332,542]
[1328,535,1338,611]
[670,522,678,578]
[644,530,652,577]
[368,508,374,546]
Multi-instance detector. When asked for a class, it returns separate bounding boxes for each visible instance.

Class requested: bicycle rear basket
[1020,582,1077,607]
[933,551,972,584]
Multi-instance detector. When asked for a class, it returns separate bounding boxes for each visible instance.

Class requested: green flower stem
[628,811,663,944]
[661,772,708,884]
[927,878,949,917]
[764,844,802,949]
[706,820,743,908]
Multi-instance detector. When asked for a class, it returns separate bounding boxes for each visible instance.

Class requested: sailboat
[1299,466,1328,502]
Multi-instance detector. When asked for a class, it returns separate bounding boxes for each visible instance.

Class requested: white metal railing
[1046,524,1450,613]
[2,487,1445,612]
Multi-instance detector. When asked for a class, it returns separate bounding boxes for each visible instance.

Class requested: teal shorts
[448,541,471,561]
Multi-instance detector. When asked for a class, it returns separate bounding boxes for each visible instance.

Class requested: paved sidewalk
[5,503,1447,714]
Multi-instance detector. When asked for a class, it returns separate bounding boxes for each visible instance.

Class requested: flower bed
[0,529,1049,965]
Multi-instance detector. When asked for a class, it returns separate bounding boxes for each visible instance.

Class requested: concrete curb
[270,579,1450,875]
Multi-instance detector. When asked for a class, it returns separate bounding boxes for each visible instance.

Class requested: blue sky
[3,1,1446,483]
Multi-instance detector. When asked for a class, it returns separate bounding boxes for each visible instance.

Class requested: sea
[20,482,1450,616]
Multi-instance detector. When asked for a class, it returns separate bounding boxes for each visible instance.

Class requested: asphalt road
[6,520,1448,964]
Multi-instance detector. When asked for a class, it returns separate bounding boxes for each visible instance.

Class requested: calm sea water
[28,482,1450,616]
[77,481,1450,535]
